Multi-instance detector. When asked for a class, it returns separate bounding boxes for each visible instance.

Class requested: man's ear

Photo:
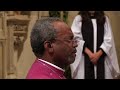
[48,42,52,48]
[44,41,53,53]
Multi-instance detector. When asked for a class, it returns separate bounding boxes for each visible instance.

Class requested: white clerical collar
[38,58,65,72]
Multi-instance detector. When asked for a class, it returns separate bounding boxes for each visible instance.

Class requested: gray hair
[30,17,63,57]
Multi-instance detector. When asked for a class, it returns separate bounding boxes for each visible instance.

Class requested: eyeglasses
[54,38,78,44]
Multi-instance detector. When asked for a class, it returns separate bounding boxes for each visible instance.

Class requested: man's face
[52,22,78,68]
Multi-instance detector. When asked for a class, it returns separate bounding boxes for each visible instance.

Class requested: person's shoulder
[74,15,82,22]
[104,15,109,20]
[26,60,44,78]
[104,15,110,23]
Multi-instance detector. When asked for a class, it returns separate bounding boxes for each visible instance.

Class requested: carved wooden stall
[0,11,30,79]
[0,12,7,79]
[6,11,30,78]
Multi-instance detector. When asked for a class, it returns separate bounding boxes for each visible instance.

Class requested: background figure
[26,17,77,79]
[70,11,120,79]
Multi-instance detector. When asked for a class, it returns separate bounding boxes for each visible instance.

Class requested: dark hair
[78,11,105,24]
[30,17,63,57]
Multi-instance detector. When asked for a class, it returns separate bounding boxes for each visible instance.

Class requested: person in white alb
[70,11,120,79]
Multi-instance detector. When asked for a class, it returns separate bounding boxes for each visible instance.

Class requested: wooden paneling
[0,42,3,78]
[0,12,7,79]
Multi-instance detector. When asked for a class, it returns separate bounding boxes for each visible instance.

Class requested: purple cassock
[26,59,66,79]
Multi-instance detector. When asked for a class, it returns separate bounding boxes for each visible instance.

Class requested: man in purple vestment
[26,17,78,79]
